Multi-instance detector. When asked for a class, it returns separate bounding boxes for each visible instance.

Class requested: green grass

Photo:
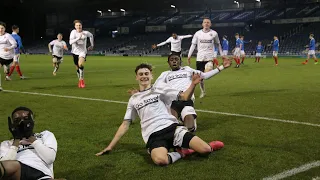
[1,55,320,180]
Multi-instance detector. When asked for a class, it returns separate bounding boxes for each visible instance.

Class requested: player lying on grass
[0,107,61,180]
[153,54,231,132]
[96,63,224,166]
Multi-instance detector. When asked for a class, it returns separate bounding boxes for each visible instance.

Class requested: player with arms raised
[152,33,192,56]
[96,63,224,166]
[0,22,17,81]
[7,25,25,80]
[48,33,68,76]
[187,18,224,98]
[302,33,318,65]
[69,20,94,88]
[155,54,231,132]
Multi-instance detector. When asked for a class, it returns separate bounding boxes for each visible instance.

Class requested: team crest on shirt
[135,95,159,110]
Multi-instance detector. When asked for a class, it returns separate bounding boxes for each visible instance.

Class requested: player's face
[57,34,63,40]
[75,23,82,32]
[258,42,261,45]
[168,55,181,70]
[240,37,244,40]
[202,19,211,29]
[235,35,239,39]
[172,34,177,39]
[274,36,277,40]
[136,68,153,86]
[12,110,31,126]
[0,25,5,35]
[309,35,312,39]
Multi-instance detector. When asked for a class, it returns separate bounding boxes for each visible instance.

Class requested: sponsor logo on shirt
[167,73,188,81]
[135,95,159,110]
[200,40,213,43]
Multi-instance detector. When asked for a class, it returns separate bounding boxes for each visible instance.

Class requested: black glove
[21,119,34,138]
[8,117,23,140]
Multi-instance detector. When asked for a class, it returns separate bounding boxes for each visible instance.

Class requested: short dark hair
[223,35,227,39]
[11,106,34,119]
[57,33,63,36]
[310,33,314,37]
[203,17,211,21]
[0,21,6,28]
[12,25,19,30]
[73,20,82,25]
[135,63,152,74]
[167,54,181,62]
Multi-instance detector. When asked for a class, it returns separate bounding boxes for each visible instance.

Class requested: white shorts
[308,50,315,55]
[205,61,214,70]
[256,53,262,57]
[234,48,241,57]
[273,51,278,57]
[213,52,218,58]
[240,50,245,55]
[222,50,228,56]
[173,126,189,147]
[13,54,20,62]
[181,106,197,120]
[79,52,86,58]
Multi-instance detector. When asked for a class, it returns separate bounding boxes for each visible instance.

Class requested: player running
[302,33,318,65]
[272,36,279,66]
[69,20,94,88]
[152,33,192,56]
[240,35,251,64]
[0,22,17,81]
[48,33,68,76]
[7,25,26,80]
[0,107,58,180]
[96,63,224,166]
[255,41,264,63]
[187,18,224,98]
[232,33,241,68]
[154,54,231,132]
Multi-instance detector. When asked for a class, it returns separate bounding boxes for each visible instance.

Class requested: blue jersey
[222,39,229,50]
[273,39,279,51]
[214,47,218,52]
[11,33,24,54]
[309,38,316,50]
[256,45,263,53]
[241,40,250,50]
[236,38,241,48]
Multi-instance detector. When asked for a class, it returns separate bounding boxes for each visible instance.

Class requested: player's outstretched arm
[179,73,202,101]
[180,35,193,39]
[201,59,231,79]
[95,121,131,156]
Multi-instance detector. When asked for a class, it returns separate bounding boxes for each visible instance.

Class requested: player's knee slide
[153,156,169,166]
[0,162,5,179]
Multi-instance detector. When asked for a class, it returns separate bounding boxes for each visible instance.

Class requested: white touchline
[2,89,320,128]
[262,161,320,180]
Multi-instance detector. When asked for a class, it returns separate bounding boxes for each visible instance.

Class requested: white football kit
[69,30,94,58]
[50,39,67,58]
[0,131,57,178]
[0,33,17,60]
[157,35,192,53]
[190,29,221,62]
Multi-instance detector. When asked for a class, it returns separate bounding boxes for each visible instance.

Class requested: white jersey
[158,35,192,52]
[69,30,94,57]
[50,39,67,57]
[191,29,220,61]
[154,66,204,101]
[124,84,181,143]
[0,33,17,60]
[0,131,57,178]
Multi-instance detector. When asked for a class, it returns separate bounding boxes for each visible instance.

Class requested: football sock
[16,65,23,76]
[8,66,15,76]
[79,67,84,79]
[213,59,219,66]
[200,81,205,94]
[168,152,182,164]
[315,59,318,62]
[76,69,80,79]
[241,57,245,63]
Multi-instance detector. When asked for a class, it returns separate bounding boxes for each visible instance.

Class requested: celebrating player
[48,33,68,76]
[255,41,264,63]
[155,54,231,132]
[232,33,241,68]
[69,20,94,88]
[152,33,192,56]
[96,63,224,166]
[7,25,25,80]
[0,107,58,180]
[302,33,318,65]
[0,22,17,81]
[187,18,223,98]
[272,36,279,66]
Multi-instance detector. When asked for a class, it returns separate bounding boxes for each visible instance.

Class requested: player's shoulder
[182,66,194,71]
[36,130,55,138]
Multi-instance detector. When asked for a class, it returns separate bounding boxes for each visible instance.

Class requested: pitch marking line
[263,161,320,180]
[3,90,320,128]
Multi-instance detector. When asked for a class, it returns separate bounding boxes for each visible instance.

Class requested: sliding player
[302,33,318,65]
[152,33,192,56]
[48,33,68,76]
[69,20,94,88]
[96,63,224,166]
